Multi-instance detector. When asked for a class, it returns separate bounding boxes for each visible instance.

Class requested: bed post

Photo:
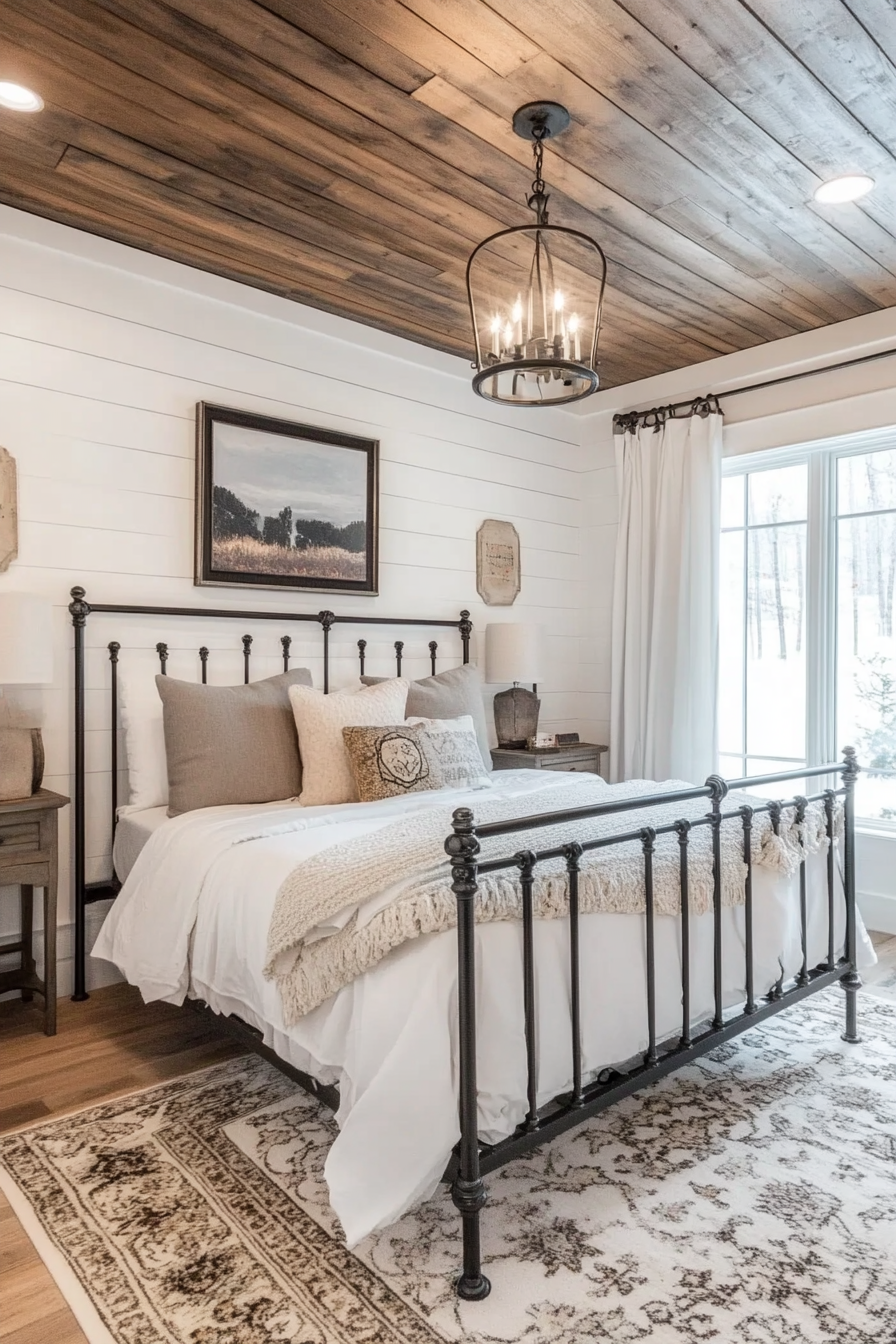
[840,745,862,1044]
[319,610,335,692]
[69,586,90,1002]
[459,610,472,665]
[446,806,491,1301]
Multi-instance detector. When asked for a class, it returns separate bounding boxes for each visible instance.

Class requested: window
[720,431,896,823]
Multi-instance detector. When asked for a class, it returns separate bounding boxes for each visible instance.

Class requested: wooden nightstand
[490,743,608,777]
[0,789,68,1036]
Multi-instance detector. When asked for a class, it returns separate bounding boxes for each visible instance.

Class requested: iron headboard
[68,584,473,1001]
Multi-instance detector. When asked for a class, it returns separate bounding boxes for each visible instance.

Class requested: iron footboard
[445,751,861,1301]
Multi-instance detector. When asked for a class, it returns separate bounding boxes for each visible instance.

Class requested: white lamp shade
[485,623,546,684]
[0,593,53,684]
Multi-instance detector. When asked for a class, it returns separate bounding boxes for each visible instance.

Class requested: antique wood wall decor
[0,448,18,572]
[195,403,379,594]
[476,518,520,606]
[0,2,894,389]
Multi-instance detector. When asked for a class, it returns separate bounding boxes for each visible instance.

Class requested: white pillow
[408,715,492,790]
[289,679,409,806]
[406,713,476,736]
[118,669,168,811]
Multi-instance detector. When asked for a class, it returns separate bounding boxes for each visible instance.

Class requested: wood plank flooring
[1,938,895,1343]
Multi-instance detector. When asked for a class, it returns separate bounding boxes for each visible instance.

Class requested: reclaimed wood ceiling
[1,1,896,389]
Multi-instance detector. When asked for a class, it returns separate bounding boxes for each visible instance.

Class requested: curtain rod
[612,341,896,430]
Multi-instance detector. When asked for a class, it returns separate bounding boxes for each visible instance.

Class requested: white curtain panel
[609,408,722,784]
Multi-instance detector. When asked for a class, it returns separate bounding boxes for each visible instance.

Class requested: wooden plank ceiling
[0,0,895,389]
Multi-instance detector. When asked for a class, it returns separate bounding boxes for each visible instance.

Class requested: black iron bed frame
[68,585,862,1303]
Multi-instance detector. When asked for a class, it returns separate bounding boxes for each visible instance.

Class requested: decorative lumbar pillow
[157,667,313,816]
[343,721,493,802]
[342,724,435,801]
[288,678,409,806]
[361,663,492,770]
[414,720,493,791]
[119,669,169,811]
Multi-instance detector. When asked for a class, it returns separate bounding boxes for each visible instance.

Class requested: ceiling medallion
[466,101,607,407]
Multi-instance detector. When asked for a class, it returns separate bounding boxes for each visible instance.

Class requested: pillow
[343,722,492,802]
[406,712,476,736]
[157,667,313,816]
[288,679,409,806]
[119,668,168,811]
[361,664,492,770]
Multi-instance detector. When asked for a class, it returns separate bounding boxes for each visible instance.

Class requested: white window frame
[723,425,896,834]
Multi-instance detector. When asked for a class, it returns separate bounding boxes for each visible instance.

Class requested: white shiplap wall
[0,206,595,978]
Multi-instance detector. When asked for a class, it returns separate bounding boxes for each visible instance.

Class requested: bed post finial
[458,610,472,665]
[840,746,862,1043]
[69,585,90,626]
[446,808,490,1301]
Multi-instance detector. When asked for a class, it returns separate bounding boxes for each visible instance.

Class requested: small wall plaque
[476,518,520,606]
[0,446,17,572]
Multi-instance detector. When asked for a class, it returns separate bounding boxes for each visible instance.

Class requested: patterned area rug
[2,989,895,1344]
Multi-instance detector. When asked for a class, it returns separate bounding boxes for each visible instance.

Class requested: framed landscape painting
[195,403,379,594]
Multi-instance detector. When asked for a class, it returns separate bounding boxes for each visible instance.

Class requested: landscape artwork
[195,404,378,593]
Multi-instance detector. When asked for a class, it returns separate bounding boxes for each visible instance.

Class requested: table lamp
[485,622,546,749]
[0,592,53,800]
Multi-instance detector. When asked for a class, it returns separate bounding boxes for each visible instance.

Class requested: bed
[69,586,874,1301]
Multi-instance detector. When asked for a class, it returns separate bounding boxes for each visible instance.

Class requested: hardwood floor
[0,984,245,1344]
[2,939,895,1343]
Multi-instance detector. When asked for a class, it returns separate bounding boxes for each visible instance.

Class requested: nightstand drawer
[0,818,41,854]
[540,757,599,773]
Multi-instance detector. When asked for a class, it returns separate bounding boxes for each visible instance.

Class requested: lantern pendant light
[466,102,607,406]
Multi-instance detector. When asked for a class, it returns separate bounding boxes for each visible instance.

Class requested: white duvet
[93,770,876,1247]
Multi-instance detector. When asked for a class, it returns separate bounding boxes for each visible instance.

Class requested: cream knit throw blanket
[264,778,837,1025]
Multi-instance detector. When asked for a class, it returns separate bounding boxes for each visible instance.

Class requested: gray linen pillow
[361,663,492,770]
[156,668,312,816]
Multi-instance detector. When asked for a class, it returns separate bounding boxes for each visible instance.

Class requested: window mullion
[806,453,835,766]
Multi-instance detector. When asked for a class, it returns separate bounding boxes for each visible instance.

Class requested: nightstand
[0,789,68,1035]
[490,743,608,777]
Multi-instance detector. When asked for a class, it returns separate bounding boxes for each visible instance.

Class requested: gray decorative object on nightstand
[485,622,546,749]
[490,743,608,777]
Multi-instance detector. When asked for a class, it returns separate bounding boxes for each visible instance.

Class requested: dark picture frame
[195,403,379,594]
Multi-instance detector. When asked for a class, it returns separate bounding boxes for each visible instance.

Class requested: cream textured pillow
[289,679,409,806]
[343,722,493,801]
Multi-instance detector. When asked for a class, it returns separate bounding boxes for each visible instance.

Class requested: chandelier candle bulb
[490,315,501,356]
[552,289,564,342]
[513,296,523,347]
[569,313,581,361]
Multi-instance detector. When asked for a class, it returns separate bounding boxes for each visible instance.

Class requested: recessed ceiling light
[814,174,874,204]
[0,82,44,112]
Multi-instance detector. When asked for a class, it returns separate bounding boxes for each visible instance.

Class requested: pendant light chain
[527,129,550,226]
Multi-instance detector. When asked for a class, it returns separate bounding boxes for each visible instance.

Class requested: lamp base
[493,686,540,750]
[0,727,44,801]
